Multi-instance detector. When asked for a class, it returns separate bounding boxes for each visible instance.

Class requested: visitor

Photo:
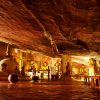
[21,66,25,76]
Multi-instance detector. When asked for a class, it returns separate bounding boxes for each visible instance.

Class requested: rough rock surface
[0,0,100,56]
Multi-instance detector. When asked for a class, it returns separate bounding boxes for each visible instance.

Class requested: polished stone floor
[0,78,100,100]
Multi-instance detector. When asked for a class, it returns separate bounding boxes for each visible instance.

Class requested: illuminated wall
[12,48,61,79]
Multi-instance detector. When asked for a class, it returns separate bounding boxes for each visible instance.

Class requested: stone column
[19,51,23,71]
[61,54,71,75]
[6,44,14,57]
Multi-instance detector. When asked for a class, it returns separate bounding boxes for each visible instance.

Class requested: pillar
[19,51,23,71]
[61,54,71,75]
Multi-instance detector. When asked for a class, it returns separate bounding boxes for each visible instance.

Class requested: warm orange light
[88,67,94,76]
[14,49,18,53]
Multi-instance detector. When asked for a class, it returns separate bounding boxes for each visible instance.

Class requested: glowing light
[72,68,78,75]
[14,49,18,53]
[88,67,94,76]
[25,72,33,79]
[72,56,90,65]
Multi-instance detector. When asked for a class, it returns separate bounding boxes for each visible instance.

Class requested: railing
[71,75,100,87]
[84,76,100,86]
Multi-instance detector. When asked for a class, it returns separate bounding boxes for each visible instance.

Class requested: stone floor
[0,78,100,100]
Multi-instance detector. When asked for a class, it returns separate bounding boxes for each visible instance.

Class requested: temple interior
[0,0,100,99]
[0,0,100,81]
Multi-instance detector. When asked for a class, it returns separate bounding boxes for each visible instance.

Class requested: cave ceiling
[0,0,100,57]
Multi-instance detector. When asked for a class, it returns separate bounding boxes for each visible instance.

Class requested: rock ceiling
[0,0,100,57]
